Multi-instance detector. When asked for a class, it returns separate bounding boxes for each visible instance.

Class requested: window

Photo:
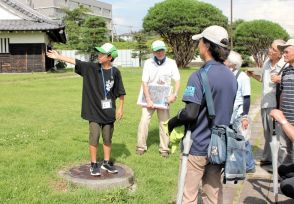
[102,9,111,17]
[68,0,79,9]
[0,38,10,53]
[93,6,102,14]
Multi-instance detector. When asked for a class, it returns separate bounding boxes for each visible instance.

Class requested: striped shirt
[281,66,294,124]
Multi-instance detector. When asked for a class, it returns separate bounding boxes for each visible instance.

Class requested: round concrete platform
[59,163,134,190]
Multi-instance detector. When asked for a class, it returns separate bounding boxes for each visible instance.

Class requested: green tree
[143,0,228,68]
[228,19,245,48]
[63,6,90,49]
[80,16,108,61]
[132,32,149,67]
[234,20,289,67]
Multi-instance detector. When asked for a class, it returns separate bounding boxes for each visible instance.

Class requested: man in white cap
[136,40,180,157]
[46,43,126,176]
[166,25,237,203]
[277,39,294,165]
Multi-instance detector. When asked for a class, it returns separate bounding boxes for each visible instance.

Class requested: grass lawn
[0,68,261,204]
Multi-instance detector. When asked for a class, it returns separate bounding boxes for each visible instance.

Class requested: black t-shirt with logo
[75,59,126,124]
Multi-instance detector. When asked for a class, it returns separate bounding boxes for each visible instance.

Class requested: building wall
[0,32,47,44]
[0,32,50,72]
[0,43,46,73]
[17,0,112,30]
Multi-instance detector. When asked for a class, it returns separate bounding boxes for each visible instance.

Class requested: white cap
[278,39,294,51]
[192,25,229,48]
[151,40,166,51]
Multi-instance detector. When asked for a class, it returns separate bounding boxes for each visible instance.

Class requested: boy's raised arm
[46,50,76,65]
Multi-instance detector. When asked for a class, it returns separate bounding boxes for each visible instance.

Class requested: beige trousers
[182,155,223,204]
[137,107,170,153]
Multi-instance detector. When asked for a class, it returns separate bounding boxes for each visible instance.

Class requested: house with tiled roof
[0,0,66,72]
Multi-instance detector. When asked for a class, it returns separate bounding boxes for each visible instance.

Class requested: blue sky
[103,0,294,36]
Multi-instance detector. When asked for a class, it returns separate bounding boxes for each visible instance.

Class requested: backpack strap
[235,70,241,80]
[275,63,288,109]
[278,63,288,75]
[200,66,215,120]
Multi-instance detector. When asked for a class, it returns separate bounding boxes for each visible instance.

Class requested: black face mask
[154,56,166,66]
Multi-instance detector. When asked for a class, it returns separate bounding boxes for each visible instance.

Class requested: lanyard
[100,67,113,99]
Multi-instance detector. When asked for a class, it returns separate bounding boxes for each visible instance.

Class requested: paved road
[223,97,294,204]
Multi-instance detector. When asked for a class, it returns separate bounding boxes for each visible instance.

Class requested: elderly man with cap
[166,25,237,203]
[46,43,126,176]
[136,40,180,157]
[276,39,294,165]
[247,39,286,167]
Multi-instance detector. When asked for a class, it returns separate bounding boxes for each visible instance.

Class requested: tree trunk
[164,33,197,68]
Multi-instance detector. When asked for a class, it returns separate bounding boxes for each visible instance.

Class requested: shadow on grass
[111,143,131,160]
[147,128,161,149]
[95,143,131,163]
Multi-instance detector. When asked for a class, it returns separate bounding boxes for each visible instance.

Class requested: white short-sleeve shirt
[233,70,251,116]
[142,57,180,85]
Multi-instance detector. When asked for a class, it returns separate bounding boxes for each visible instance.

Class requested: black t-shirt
[75,59,126,124]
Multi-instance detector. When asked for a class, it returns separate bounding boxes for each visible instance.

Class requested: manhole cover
[59,163,134,190]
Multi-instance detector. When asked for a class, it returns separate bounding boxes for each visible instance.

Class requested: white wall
[0,7,21,20]
[58,50,88,68]
[114,49,140,67]
[0,32,47,44]
[57,49,141,68]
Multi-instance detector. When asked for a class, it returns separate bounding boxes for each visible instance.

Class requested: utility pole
[230,0,233,49]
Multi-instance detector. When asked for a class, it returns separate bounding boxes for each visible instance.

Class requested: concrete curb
[59,163,134,190]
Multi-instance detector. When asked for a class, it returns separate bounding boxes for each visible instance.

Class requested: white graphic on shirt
[211,146,219,155]
[229,153,236,161]
[105,79,114,92]
[157,75,172,85]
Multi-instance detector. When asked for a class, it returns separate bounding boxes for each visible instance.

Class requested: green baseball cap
[151,40,167,51]
[95,43,118,59]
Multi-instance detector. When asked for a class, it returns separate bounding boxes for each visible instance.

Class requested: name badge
[101,99,112,109]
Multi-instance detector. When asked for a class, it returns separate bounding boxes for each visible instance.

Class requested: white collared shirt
[142,57,180,85]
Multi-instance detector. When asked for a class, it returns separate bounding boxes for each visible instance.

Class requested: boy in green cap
[46,43,126,176]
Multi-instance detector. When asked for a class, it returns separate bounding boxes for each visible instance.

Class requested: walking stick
[270,120,279,203]
[176,129,192,204]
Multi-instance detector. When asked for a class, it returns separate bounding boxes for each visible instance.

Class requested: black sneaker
[90,162,101,176]
[260,160,272,166]
[101,161,118,174]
